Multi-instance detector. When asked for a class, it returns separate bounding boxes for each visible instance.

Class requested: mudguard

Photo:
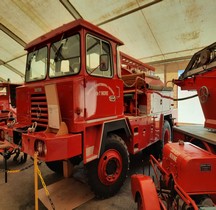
[131,174,160,210]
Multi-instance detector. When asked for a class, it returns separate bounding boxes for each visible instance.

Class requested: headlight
[34,140,47,157]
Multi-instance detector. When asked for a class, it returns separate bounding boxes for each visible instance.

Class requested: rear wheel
[86,134,129,198]
[154,120,172,159]
[162,120,171,145]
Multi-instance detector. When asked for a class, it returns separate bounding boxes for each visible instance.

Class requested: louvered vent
[31,93,48,128]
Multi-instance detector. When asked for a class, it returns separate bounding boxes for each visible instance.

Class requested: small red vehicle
[0,19,173,198]
[131,142,216,210]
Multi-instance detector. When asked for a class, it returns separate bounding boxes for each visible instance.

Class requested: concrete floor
[0,149,152,210]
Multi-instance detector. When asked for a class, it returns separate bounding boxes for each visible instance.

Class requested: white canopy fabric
[0,0,215,83]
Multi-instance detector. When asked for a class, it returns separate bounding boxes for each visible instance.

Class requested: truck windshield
[26,46,47,82]
[49,34,80,77]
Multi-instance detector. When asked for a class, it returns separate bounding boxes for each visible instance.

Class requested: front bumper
[22,131,82,161]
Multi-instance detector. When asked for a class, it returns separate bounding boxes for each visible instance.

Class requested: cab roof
[25,18,124,50]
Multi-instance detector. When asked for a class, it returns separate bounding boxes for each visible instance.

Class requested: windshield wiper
[53,38,68,62]
[54,43,63,62]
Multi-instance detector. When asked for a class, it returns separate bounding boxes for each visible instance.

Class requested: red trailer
[0,19,173,198]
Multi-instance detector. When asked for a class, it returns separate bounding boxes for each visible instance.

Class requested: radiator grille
[31,94,48,128]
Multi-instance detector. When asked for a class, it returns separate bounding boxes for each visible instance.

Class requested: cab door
[84,34,122,121]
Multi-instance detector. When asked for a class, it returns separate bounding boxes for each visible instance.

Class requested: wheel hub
[106,159,117,175]
[98,149,122,185]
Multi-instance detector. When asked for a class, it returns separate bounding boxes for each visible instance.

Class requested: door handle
[116,86,120,99]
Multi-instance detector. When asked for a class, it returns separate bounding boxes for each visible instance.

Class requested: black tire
[151,140,163,160]
[154,120,172,159]
[162,120,172,146]
[86,134,129,198]
[45,160,63,175]
[70,155,82,166]
[46,156,82,175]
[137,194,143,210]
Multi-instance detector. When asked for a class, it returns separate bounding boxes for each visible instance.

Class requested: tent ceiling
[0,0,215,83]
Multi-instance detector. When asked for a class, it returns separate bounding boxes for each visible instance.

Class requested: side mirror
[100,54,109,71]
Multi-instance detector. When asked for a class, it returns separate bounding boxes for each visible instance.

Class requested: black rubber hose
[173,94,198,101]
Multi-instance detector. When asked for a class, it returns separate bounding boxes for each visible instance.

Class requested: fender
[131,174,161,210]
[99,118,131,156]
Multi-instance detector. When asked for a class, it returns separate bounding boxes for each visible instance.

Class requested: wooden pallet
[38,177,94,210]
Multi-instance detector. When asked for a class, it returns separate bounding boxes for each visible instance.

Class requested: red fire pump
[131,141,216,210]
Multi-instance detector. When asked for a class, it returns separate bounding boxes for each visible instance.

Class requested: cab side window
[86,35,112,77]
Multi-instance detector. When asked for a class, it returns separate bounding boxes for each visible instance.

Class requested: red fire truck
[0,82,21,161]
[173,42,216,153]
[0,19,173,198]
[0,82,19,123]
[131,42,216,209]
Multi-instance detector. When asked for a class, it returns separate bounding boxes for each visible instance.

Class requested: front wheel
[86,134,129,198]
